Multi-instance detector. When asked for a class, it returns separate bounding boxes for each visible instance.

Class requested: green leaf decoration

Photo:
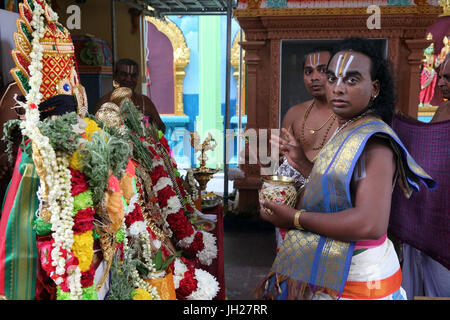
[80,131,130,203]
[151,248,163,271]
[2,119,23,163]
[37,112,80,154]
[151,249,182,272]
[160,250,182,272]
[120,98,144,137]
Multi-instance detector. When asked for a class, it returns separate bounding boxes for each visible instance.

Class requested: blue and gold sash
[266,118,435,299]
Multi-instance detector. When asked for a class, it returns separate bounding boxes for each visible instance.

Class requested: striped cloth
[389,115,450,269]
[0,148,39,299]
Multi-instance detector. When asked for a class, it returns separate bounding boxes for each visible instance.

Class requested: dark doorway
[280,38,388,126]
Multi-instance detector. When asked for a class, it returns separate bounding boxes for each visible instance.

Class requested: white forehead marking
[336,54,355,86]
[342,55,354,76]
[308,52,321,68]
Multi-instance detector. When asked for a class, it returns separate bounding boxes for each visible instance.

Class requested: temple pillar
[233,40,266,212]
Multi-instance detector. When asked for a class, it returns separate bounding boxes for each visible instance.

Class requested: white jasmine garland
[122,211,161,300]
[47,5,59,21]
[130,268,161,300]
[21,2,80,298]
[138,231,156,275]
[67,267,83,300]
[49,153,75,287]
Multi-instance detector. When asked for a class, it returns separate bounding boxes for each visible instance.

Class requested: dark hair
[330,38,396,124]
[114,58,139,75]
[302,46,333,69]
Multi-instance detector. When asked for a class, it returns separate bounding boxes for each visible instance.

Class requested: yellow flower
[83,118,101,141]
[72,230,94,272]
[132,288,153,300]
[68,151,83,171]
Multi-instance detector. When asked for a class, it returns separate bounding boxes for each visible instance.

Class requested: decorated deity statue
[419,41,439,108]
[0,0,219,300]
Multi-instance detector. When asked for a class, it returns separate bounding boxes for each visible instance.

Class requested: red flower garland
[182,232,204,256]
[159,136,170,152]
[176,270,198,299]
[150,165,169,183]
[156,185,176,208]
[80,264,96,288]
[69,168,90,196]
[144,136,217,267]
[72,207,95,234]
[125,203,145,227]
[166,209,194,241]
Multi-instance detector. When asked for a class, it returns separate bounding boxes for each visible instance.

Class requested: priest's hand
[259,199,296,229]
[271,128,312,177]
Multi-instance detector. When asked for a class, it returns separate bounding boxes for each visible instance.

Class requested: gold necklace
[323,110,373,150]
[303,101,335,134]
[300,101,337,151]
[310,111,373,163]
[335,110,372,135]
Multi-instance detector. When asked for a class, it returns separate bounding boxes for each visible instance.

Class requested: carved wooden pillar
[233,40,265,212]
[240,41,265,127]
[404,38,433,117]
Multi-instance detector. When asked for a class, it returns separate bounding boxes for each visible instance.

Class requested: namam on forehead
[305,51,330,69]
[328,51,372,82]
[119,64,138,75]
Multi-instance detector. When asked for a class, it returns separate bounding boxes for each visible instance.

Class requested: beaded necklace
[300,100,337,151]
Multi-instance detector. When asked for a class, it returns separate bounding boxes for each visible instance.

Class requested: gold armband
[294,209,306,230]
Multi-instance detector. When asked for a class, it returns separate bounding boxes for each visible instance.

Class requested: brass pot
[258,175,297,215]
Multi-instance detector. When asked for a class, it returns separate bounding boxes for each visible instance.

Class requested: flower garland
[36,154,98,300]
[115,97,219,298]
[119,99,217,267]
[18,1,87,299]
[120,159,219,300]
[121,165,161,300]
[148,145,217,267]
[171,257,219,300]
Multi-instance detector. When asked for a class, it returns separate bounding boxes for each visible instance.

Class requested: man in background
[95,58,166,133]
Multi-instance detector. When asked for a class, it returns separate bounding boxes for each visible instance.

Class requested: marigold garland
[72,230,94,272]
[68,151,83,171]
[132,288,154,300]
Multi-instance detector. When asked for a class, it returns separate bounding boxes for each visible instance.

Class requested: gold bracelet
[294,209,306,230]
